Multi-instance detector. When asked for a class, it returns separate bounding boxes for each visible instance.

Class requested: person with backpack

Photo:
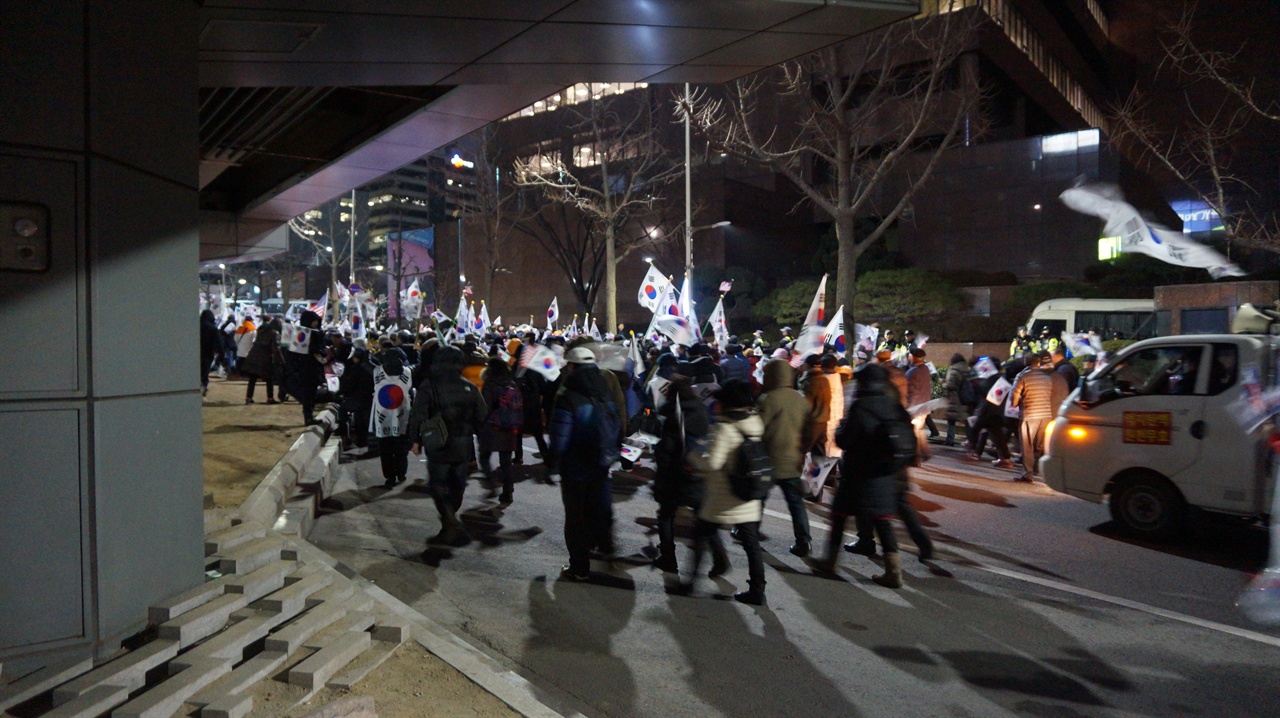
[809,363,917,588]
[942,353,973,447]
[758,360,813,557]
[672,380,769,606]
[479,357,523,505]
[408,346,488,546]
[549,346,623,581]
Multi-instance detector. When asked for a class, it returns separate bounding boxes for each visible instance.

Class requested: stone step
[0,655,94,711]
[51,641,179,706]
[225,559,295,603]
[304,580,355,610]
[204,522,266,557]
[201,692,252,718]
[263,595,372,655]
[43,683,129,718]
[287,631,371,689]
[258,570,334,615]
[150,576,231,624]
[189,651,287,708]
[110,656,232,718]
[157,593,250,648]
[173,609,293,667]
[327,621,409,690]
[273,491,316,538]
[216,535,286,576]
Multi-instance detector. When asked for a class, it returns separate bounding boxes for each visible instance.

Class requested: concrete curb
[238,405,338,528]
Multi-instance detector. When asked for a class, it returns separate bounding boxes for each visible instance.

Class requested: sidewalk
[202,377,533,718]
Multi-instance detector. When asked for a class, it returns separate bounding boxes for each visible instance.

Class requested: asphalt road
[309,438,1280,718]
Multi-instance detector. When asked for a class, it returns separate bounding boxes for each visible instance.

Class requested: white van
[1025,298,1157,340]
[1040,332,1276,539]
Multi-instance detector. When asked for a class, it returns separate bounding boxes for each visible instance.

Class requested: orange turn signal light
[1067,427,1087,439]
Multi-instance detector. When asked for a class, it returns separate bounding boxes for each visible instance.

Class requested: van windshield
[1030,319,1067,337]
[1101,345,1204,397]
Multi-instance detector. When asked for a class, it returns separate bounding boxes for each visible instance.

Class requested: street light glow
[644,257,653,263]
[237,278,247,285]
[372,264,384,271]
[711,220,731,229]
[218,263,226,269]
[325,246,333,252]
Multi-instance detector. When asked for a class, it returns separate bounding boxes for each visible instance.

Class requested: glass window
[1107,345,1204,397]
[1206,344,1238,395]
[1030,318,1066,336]
[1181,308,1229,335]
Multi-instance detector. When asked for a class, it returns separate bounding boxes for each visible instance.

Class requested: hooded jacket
[241,318,283,379]
[757,360,809,480]
[407,346,487,463]
[833,364,913,517]
[690,410,765,525]
[549,363,621,480]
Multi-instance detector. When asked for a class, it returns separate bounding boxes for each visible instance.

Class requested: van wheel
[1109,473,1187,541]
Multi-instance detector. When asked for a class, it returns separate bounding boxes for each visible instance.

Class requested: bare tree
[287,193,368,319]
[690,9,983,349]
[514,87,684,329]
[471,125,528,299]
[1111,3,1279,249]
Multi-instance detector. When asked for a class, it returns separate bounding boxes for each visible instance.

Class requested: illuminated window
[1098,236,1122,261]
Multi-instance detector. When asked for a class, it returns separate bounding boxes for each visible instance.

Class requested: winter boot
[843,538,877,557]
[734,580,767,606]
[805,555,837,575]
[429,496,463,545]
[872,552,904,589]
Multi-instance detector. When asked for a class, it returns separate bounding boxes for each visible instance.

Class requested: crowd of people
[200,306,1097,607]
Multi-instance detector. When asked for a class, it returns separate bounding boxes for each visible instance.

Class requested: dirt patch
[202,376,309,508]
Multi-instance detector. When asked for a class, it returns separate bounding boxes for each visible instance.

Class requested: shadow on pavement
[1087,515,1268,573]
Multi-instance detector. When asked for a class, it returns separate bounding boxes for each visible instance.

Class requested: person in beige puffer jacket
[673,380,769,606]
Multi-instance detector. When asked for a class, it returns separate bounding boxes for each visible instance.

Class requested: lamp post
[686,220,731,275]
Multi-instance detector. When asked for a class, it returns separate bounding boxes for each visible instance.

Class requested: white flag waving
[805,274,828,326]
[638,265,669,312]
[654,315,696,346]
[546,297,559,327]
[678,275,701,340]
[823,305,846,355]
[1061,184,1245,279]
[526,345,562,381]
[707,297,730,347]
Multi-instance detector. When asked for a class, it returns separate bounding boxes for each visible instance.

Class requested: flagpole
[684,82,693,277]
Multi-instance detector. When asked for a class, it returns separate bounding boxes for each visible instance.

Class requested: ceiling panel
[202,0,576,22]
[199,61,460,88]
[547,0,816,31]
[688,31,848,66]
[425,84,566,122]
[767,4,912,35]
[241,197,323,220]
[199,11,533,65]
[477,23,751,66]
[372,111,491,152]
[441,63,669,85]
[302,165,387,190]
[641,65,768,84]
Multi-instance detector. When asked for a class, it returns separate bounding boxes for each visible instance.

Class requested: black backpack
[958,371,978,407]
[878,414,919,472]
[730,433,773,501]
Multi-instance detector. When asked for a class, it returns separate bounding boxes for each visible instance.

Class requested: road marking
[761,508,1280,649]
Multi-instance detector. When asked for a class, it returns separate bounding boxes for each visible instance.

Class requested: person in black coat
[285,310,329,425]
[199,309,220,397]
[809,363,916,589]
[651,375,724,574]
[339,347,375,449]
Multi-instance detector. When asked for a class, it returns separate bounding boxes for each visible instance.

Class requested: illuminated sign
[1122,411,1172,445]
[1169,199,1223,234]
[450,154,474,169]
[1041,128,1100,155]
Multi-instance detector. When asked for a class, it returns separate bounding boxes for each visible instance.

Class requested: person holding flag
[371,344,413,487]
[546,296,559,329]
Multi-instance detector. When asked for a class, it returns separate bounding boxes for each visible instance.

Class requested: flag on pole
[823,305,846,355]
[287,325,313,355]
[430,309,450,326]
[719,280,734,294]
[805,274,828,326]
[654,315,696,346]
[678,275,701,339]
[628,332,645,383]
[790,325,825,367]
[463,283,474,297]
[526,346,562,381]
[638,264,669,312]
[546,297,559,327]
[454,296,468,333]
[855,323,879,358]
[477,301,491,333]
[590,319,602,341]
[658,280,680,318]
[707,297,729,347]
[307,290,328,319]
[493,315,502,328]
[1060,332,1099,356]
[1061,184,1245,279]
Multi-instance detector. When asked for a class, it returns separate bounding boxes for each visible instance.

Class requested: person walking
[371,346,413,488]
[719,343,751,384]
[905,348,939,438]
[651,375,715,573]
[799,355,831,454]
[199,309,220,397]
[1009,351,1069,482]
[1051,345,1079,390]
[758,360,813,557]
[339,346,375,451]
[479,357,523,505]
[548,346,623,581]
[674,380,769,606]
[941,353,972,447]
[409,346,488,546]
[241,317,283,404]
[285,310,328,425]
[966,363,1015,468]
[809,363,917,588]
[234,315,257,371]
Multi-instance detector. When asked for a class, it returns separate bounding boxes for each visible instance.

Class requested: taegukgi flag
[546,297,559,327]
[638,264,669,312]
[1061,184,1245,279]
[526,345,562,381]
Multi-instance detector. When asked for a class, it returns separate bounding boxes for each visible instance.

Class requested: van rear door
[1188,339,1268,514]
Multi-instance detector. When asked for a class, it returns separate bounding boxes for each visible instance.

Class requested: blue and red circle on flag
[542,357,555,369]
[377,384,405,410]
[296,330,308,344]
[667,305,679,316]
[833,335,845,353]
[644,285,658,300]
[547,308,555,318]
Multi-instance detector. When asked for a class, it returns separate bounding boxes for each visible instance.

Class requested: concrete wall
[0,1,204,666]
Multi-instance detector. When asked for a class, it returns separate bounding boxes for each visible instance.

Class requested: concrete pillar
[0,2,204,667]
